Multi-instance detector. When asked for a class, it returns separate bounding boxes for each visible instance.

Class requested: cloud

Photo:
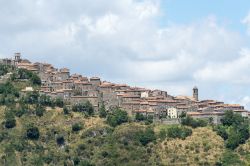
[194,49,250,84]
[1,0,250,108]
[242,12,250,35]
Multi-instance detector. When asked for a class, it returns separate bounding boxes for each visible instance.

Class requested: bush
[221,110,244,126]
[158,129,167,140]
[215,110,250,150]
[167,125,192,140]
[26,126,40,140]
[39,95,52,106]
[23,92,39,104]
[63,106,70,114]
[4,109,16,128]
[219,151,244,166]
[107,108,128,127]
[56,134,65,146]
[5,118,16,129]
[181,116,207,128]
[54,98,64,108]
[135,113,145,121]
[72,101,94,116]
[213,125,228,140]
[72,123,83,132]
[138,128,156,146]
[99,103,107,118]
[35,106,45,117]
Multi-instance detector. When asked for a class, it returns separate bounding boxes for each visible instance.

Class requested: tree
[5,118,16,129]
[39,95,52,106]
[138,128,156,146]
[4,109,16,129]
[63,106,70,115]
[26,126,40,140]
[54,97,64,108]
[35,106,45,117]
[99,103,107,118]
[135,113,145,121]
[221,110,244,126]
[72,123,83,132]
[30,74,41,85]
[167,126,192,140]
[72,101,94,116]
[107,108,128,127]
[56,134,65,146]
[181,116,207,128]
[213,125,228,140]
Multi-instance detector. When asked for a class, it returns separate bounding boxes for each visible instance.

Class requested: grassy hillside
[1,104,250,166]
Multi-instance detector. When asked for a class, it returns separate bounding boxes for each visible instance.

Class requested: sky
[1,0,250,108]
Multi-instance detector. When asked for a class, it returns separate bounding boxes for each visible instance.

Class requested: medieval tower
[193,86,198,101]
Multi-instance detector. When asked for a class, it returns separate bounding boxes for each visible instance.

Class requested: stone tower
[193,86,198,101]
[14,53,21,65]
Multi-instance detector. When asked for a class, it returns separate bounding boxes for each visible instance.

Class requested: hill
[0,62,249,166]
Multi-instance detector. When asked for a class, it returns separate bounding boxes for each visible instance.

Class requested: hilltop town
[0,53,248,124]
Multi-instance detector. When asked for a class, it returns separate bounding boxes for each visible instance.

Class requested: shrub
[181,116,207,128]
[167,125,192,140]
[219,151,244,166]
[63,106,70,115]
[72,123,83,132]
[138,128,156,146]
[107,108,128,127]
[221,110,244,126]
[72,101,94,116]
[99,103,107,118]
[158,129,167,140]
[39,95,52,106]
[135,113,145,121]
[213,125,228,140]
[26,126,40,140]
[35,106,45,117]
[56,134,65,146]
[5,118,16,129]
[54,97,64,108]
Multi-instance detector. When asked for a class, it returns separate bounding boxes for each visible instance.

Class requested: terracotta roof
[90,77,101,80]
[71,96,98,98]
[187,112,224,116]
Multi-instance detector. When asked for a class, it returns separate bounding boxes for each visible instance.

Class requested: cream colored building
[167,107,178,119]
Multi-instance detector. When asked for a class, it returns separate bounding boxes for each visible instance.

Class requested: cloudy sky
[1,0,250,108]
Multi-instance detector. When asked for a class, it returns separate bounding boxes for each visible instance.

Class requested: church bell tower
[193,86,198,101]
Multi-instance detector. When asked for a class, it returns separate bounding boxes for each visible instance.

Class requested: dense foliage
[72,101,94,116]
[106,108,129,127]
[167,125,192,140]
[181,115,208,128]
[214,110,250,150]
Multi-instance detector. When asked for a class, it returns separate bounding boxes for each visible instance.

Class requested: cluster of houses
[1,53,249,124]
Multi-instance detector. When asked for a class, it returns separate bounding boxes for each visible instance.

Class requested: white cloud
[242,12,250,35]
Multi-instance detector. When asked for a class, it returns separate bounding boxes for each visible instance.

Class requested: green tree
[72,101,94,116]
[107,108,128,127]
[138,128,156,146]
[63,106,70,114]
[26,126,40,140]
[167,125,192,140]
[135,113,145,121]
[99,103,107,118]
[72,123,83,132]
[54,97,64,108]
[221,110,244,126]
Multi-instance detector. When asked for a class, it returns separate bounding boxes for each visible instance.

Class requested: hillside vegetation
[0,65,250,165]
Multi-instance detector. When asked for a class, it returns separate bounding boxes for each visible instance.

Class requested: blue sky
[161,0,249,32]
[1,0,250,109]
